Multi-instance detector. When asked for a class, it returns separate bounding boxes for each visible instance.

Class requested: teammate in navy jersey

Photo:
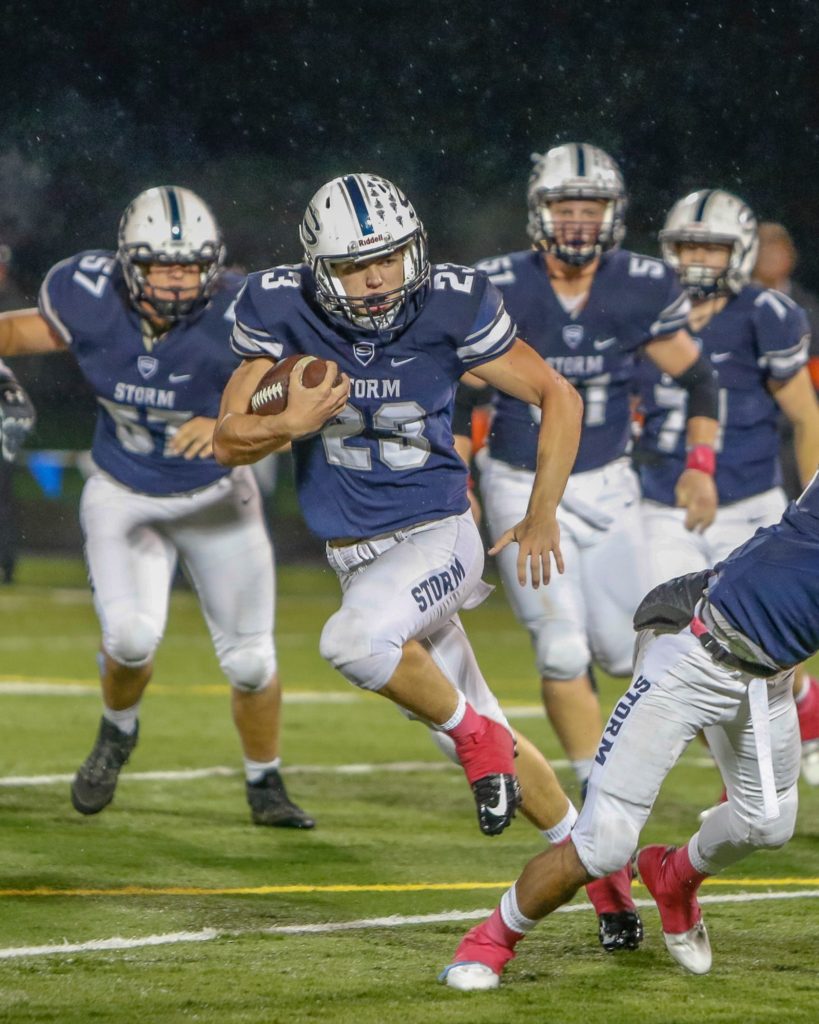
[440,472,819,989]
[214,172,645,955]
[636,189,819,786]
[459,144,720,800]
[0,186,313,828]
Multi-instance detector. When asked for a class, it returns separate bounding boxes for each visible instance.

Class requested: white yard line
[0,890,816,961]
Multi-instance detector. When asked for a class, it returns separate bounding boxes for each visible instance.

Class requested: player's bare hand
[489,513,564,588]
[676,468,717,532]
[169,416,217,460]
[287,360,350,437]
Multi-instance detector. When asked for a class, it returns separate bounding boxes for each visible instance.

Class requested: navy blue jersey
[637,286,809,504]
[476,248,689,472]
[708,473,819,668]
[231,263,516,540]
[38,251,242,495]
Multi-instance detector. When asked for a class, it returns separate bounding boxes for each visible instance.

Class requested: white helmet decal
[117,185,226,322]
[527,143,627,265]
[300,173,429,338]
[660,189,758,298]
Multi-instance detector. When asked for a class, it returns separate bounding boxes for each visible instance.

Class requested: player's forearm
[527,378,583,517]
[213,411,295,466]
[792,419,819,488]
[0,309,59,356]
[684,415,718,449]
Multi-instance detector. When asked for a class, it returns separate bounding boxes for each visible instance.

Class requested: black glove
[0,374,36,462]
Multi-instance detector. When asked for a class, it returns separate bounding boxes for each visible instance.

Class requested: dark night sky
[2,0,819,291]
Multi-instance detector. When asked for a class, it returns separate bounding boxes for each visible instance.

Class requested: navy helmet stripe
[165,187,183,240]
[342,175,374,236]
[694,190,714,223]
[576,144,586,177]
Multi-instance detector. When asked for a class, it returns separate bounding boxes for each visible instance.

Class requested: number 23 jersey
[38,250,242,495]
[231,263,516,540]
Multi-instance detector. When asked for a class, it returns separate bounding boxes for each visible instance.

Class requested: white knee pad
[319,607,401,692]
[221,643,275,693]
[696,783,799,872]
[571,789,640,878]
[104,613,161,668]
[747,784,799,851]
[532,622,590,681]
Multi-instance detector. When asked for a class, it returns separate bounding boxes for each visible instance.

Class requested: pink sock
[483,905,524,949]
[667,844,709,893]
[445,702,483,740]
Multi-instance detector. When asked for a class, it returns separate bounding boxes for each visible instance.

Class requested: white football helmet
[527,143,627,265]
[117,186,226,322]
[300,173,429,337]
[660,189,758,299]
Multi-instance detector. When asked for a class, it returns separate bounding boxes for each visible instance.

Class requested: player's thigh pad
[80,473,174,667]
[641,501,709,590]
[170,468,277,690]
[320,512,486,691]
[573,629,736,877]
[479,456,589,680]
[572,461,648,675]
[705,488,788,565]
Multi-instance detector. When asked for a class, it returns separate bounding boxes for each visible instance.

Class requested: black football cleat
[71,716,139,815]
[471,772,522,836]
[246,768,316,829]
[598,910,644,952]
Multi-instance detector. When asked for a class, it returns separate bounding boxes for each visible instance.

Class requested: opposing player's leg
[441,627,726,989]
[174,467,313,828]
[637,671,801,973]
[72,473,175,814]
[320,511,519,835]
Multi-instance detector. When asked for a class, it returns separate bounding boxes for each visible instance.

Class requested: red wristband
[685,444,715,475]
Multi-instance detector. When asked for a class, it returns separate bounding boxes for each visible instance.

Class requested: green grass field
[1,558,818,1023]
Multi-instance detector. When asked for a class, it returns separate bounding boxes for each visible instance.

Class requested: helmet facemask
[661,229,752,300]
[530,194,624,266]
[117,186,226,325]
[120,244,224,324]
[312,232,430,337]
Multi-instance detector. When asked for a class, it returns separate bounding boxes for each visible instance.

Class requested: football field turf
[1,558,818,1023]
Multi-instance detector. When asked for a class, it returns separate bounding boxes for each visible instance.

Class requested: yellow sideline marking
[1,877,818,898]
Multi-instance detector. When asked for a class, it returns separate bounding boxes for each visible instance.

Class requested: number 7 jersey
[231,263,516,540]
[38,250,243,494]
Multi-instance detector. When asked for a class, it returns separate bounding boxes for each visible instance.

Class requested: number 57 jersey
[38,250,243,495]
[231,263,516,541]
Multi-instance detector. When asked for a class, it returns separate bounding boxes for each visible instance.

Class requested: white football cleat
[439,962,500,991]
[663,919,712,975]
[801,739,819,786]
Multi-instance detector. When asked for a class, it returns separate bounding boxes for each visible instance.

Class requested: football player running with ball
[636,189,819,784]
[0,187,313,828]
[441,472,819,989]
[215,174,645,948]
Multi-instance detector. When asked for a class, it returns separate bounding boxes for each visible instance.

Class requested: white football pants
[320,510,512,736]
[478,453,647,679]
[642,487,787,589]
[572,626,800,878]
[80,466,276,687]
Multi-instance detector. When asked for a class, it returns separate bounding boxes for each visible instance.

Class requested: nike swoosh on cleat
[390,356,416,366]
[593,336,617,351]
[484,783,508,818]
[169,373,192,383]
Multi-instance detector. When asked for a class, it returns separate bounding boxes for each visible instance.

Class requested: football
[249,355,337,416]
